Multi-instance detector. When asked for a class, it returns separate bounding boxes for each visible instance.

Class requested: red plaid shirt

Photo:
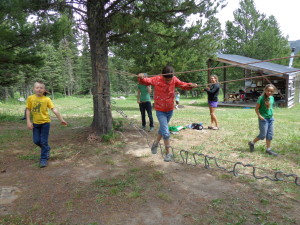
[138,75,193,112]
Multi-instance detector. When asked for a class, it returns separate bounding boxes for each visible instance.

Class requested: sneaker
[149,127,154,132]
[40,160,48,168]
[248,141,255,152]
[151,141,158,154]
[164,153,173,162]
[266,149,278,156]
[142,126,146,130]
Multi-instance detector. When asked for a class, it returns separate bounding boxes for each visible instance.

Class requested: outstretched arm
[51,108,67,126]
[175,77,198,90]
[137,73,155,86]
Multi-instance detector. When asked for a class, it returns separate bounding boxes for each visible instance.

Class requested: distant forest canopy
[290,40,300,54]
[0,0,298,101]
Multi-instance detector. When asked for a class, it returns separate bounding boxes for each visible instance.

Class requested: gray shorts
[257,118,274,140]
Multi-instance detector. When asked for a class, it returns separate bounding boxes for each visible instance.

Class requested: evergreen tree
[223,0,290,60]
[0,1,43,88]
[0,1,73,100]
[12,0,226,135]
[69,0,225,135]
[222,0,290,90]
[58,37,78,96]
[77,34,92,95]
[109,55,136,96]
[38,43,64,97]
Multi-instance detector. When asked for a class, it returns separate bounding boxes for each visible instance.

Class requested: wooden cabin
[208,54,300,108]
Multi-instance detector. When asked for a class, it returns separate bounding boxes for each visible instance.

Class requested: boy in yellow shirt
[26,81,67,168]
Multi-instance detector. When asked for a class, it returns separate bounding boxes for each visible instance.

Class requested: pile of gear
[169,123,203,134]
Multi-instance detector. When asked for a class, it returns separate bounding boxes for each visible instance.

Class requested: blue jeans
[257,118,274,140]
[139,101,154,128]
[33,123,50,162]
[156,110,173,140]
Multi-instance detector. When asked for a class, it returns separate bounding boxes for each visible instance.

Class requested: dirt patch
[0,187,21,205]
[0,122,299,224]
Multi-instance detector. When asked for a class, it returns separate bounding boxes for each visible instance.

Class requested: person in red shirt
[138,65,198,162]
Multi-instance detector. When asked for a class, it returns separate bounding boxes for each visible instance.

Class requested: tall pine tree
[15,0,226,135]
[223,0,290,59]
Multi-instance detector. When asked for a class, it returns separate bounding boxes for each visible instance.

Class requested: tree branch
[78,26,88,32]
[64,3,86,14]
[108,31,130,42]
[105,0,123,13]
[106,0,136,18]
[108,29,176,43]
[146,31,175,39]
[65,1,86,5]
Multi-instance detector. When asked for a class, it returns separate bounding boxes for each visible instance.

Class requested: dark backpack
[191,123,202,130]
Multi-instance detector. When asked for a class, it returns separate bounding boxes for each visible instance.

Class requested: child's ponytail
[264,94,270,108]
[263,84,276,109]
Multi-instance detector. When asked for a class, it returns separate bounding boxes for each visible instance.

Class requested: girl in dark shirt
[204,75,220,130]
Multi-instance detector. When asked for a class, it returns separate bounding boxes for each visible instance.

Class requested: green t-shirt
[138,84,151,102]
[257,95,274,119]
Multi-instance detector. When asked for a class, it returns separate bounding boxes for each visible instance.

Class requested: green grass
[1,95,299,170]
[0,215,28,225]
[94,169,139,199]
[0,95,299,225]
[0,96,94,119]
[0,114,23,122]
[157,192,173,202]
[1,95,299,189]
[18,154,40,160]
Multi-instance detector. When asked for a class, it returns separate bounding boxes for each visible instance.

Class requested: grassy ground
[0,95,299,224]
[1,95,300,182]
[110,95,300,166]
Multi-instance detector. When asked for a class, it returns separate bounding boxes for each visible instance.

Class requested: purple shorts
[208,101,218,108]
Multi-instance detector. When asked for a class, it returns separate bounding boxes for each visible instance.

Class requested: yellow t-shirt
[26,95,55,124]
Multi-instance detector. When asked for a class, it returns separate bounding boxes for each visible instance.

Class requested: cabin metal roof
[217,54,298,75]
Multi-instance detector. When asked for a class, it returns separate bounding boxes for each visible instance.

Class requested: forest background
[0,0,300,134]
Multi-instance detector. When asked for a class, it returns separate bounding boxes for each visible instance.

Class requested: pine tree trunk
[87,0,112,135]
[67,56,73,96]
[51,88,54,100]
[4,87,9,100]
[25,84,31,98]
[8,87,14,99]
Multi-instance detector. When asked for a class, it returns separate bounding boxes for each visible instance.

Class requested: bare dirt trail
[0,125,299,225]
